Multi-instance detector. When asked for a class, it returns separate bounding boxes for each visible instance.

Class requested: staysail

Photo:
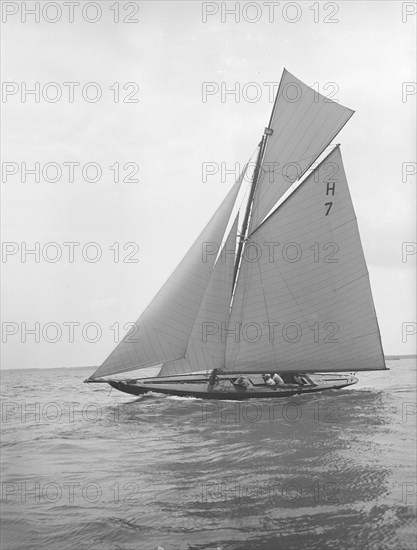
[225,146,386,373]
[158,216,239,377]
[248,69,354,232]
[90,173,245,379]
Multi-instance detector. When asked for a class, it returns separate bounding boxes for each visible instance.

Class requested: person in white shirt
[271,373,284,385]
[262,373,275,386]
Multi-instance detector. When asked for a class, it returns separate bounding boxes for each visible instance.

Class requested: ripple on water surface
[1,361,416,550]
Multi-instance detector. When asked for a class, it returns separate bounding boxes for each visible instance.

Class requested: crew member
[262,373,275,386]
[208,368,219,386]
[271,372,284,385]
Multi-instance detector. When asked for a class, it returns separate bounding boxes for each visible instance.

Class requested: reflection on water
[1,359,416,550]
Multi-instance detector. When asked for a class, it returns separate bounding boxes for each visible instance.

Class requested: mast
[232,131,271,292]
[232,137,262,288]
[231,77,282,292]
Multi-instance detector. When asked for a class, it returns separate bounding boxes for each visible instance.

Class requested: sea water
[1,359,416,550]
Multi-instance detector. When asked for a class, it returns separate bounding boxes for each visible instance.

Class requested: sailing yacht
[85,69,387,399]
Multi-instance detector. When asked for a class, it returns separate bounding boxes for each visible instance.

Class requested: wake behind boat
[85,69,387,399]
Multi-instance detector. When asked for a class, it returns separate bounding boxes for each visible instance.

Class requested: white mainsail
[225,146,386,373]
[90,174,244,379]
[158,216,239,377]
[248,69,354,233]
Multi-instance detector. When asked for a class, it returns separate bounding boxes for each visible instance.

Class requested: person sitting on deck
[271,373,285,385]
[233,376,249,388]
[262,373,275,386]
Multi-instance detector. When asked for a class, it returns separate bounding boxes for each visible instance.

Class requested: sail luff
[232,139,265,288]
[90,173,244,379]
[265,67,286,131]
[158,216,239,377]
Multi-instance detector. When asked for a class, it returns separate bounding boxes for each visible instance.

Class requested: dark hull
[106,373,358,400]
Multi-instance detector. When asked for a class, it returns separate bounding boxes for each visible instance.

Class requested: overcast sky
[1,0,416,370]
